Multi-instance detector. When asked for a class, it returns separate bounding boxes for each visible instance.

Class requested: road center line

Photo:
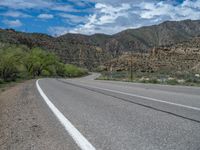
[36,79,96,150]
[67,81,200,112]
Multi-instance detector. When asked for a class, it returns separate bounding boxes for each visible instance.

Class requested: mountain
[1,19,200,69]
[113,19,200,51]
[104,36,200,73]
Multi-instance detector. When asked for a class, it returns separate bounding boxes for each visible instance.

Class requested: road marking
[36,79,96,150]
[67,81,200,112]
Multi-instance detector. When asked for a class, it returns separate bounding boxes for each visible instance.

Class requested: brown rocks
[104,37,200,73]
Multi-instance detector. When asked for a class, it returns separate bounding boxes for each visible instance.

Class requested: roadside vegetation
[97,71,200,86]
[0,43,88,87]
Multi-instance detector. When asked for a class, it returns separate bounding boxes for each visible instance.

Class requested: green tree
[24,47,59,77]
[0,44,88,83]
[0,46,24,81]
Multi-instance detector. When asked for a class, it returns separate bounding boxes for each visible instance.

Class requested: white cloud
[2,0,199,35]
[3,19,22,27]
[0,0,79,12]
[59,13,88,24]
[48,26,69,36]
[38,14,54,19]
[0,0,50,9]
[182,0,200,9]
[1,11,31,18]
[87,0,144,4]
[52,5,78,12]
[66,0,200,35]
[137,1,200,20]
[95,3,130,25]
[66,3,132,35]
[69,0,93,7]
[70,24,140,35]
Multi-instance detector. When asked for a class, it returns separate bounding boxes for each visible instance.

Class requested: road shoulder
[0,80,78,150]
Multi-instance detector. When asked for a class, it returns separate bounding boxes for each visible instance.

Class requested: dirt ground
[0,80,77,150]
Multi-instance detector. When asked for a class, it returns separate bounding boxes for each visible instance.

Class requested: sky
[0,0,200,36]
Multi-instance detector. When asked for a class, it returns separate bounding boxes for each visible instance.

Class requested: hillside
[0,29,110,70]
[1,19,200,69]
[104,37,200,73]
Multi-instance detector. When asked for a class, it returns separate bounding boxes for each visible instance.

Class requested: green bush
[55,62,66,77]
[64,64,88,77]
[0,79,4,84]
[186,77,200,84]
[166,79,179,85]
[0,46,24,81]
[140,78,159,84]
[94,65,107,72]
[41,70,51,77]
[0,43,88,83]
[24,47,58,77]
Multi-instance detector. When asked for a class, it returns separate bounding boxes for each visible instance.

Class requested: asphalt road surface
[37,73,200,150]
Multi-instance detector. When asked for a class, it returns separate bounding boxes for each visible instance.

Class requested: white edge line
[36,79,96,150]
[70,81,200,112]
[100,87,200,111]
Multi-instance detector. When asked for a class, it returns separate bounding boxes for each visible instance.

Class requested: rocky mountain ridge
[1,19,200,69]
[105,37,200,73]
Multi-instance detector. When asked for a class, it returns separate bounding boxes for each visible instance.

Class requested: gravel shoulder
[0,80,78,150]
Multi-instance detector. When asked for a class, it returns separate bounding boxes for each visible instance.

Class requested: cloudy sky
[0,0,200,36]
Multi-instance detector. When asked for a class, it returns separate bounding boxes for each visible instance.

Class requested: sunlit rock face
[104,37,200,73]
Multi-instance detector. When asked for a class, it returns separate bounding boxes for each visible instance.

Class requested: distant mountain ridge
[1,19,200,69]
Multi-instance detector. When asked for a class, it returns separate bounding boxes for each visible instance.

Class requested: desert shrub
[185,76,200,84]
[0,46,25,81]
[0,44,88,83]
[54,62,66,77]
[0,79,4,84]
[94,65,107,72]
[41,70,51,77]
[64,64,88,77]
[149,79,159,84]
[166,79,179,85]
[140,78,159,84]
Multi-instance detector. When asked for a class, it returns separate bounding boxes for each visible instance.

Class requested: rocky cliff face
[149,37,200,72]
[105,37,200,73]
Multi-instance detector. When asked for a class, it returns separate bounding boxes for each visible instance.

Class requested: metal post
[130,50,133,81]
[129,41,134,82]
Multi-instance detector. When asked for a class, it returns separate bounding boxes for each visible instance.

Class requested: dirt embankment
[0,80,77,150]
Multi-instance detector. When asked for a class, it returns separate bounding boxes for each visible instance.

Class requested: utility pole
[109,54,113,79]
[79,46,83,67]
[129,42,133,82]
[130,50,133,81]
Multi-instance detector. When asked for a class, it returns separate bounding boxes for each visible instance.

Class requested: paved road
[37,73,200,150]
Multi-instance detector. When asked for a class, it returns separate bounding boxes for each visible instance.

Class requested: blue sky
[0,0,200,36]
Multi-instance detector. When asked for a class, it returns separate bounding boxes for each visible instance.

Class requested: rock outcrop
[105,37,200,73]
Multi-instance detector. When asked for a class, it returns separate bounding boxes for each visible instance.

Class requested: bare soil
[0,80,77,150]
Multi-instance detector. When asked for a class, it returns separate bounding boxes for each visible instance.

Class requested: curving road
[37,73,200,150]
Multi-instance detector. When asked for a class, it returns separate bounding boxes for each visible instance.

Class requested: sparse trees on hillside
[0,44,88,83]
